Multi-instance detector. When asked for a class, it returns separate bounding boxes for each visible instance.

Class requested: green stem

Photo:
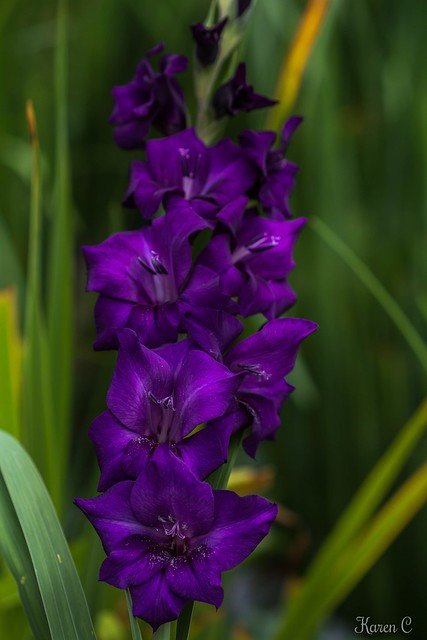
[153,622,172,640]
[125,590,142,640]
[310,216,427,376]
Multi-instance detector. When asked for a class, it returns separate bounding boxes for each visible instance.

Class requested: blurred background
[1,0,426,638]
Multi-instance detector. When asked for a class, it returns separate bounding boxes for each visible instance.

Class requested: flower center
[178,147,202,199]
[137,251,178,304]
[231,362,271,380]
[231,233,280,264]
[148,392,177,443]
[138,251,168,276]
[159,515,188,555]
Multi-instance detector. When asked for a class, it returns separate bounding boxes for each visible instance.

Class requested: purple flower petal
[109,43,188,149]
[130,449,215,535]
[124,128,256,220]
[213,63,277,118]
[130,574,188,631]
[197,491,277,571]
[177,420,234,479]
[107,329,172,431]
[191,19,228,66]
[167,550,224,608]
[74,482,149,554]
[89,411,136,491]
[166,346,238,437]
[227,318,318,380]
[99,536,163,588]
[184,309,243,359]
[93,296,133,350]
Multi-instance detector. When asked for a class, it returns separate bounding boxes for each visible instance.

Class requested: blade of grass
[266,0,332,131]
[125,590,142,640]
[47,0,73,499]
[0,430,96,639]
[175,602,194,640]
[280,461,427,639]
[0,289,22,439]
[310,216,427,375]
[0,472,50,639]
[274,397,427,639]
[22,101,58,508]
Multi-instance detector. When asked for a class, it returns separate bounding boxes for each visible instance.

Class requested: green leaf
[175,602,194,640]
[275,398,427,639]
[0,289,21,439]
[47,0,74,496]
[22,101,59,510]
[310,216,427,375]
[282,461,427,639]
[0,430,96,639]
[125,590,142,640]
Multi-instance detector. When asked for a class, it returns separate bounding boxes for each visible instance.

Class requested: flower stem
[153,622,172,640]
[125,590,142,640]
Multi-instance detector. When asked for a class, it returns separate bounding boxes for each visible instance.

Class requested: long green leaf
[0,430,96,639]
[0,289,21,439]
[281,461,427,639]
[47,0,73,497]
[275,398,427,639]
[22,101,58,509]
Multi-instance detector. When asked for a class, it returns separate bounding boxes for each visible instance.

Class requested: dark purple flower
[198,208,306,319]
[109,42,188,149]
[237,0,252,17]
[186,315,317,455]
[213,63,277,118]
[90,329,239,489]
[83,200,235,350]
[123,128,256,220]
[75,450,277,630]
[240,116,303,218]
[191,19,228,66]
[224,318,317,455]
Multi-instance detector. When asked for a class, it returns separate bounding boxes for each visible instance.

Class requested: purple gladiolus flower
[187,315,317,455]
[224,318,317,455]
[213,63,277,118]
[191,19,228,66]
[109,42,188,149]
[75,451,277,630]
[198,208,306,319]
[83,201,235,350]
[240,116,303,218]
[123,128,257,220]
[237,0,252,17]
[90,329,239,490]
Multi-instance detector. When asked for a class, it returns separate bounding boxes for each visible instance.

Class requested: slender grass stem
[125,590,142,640]
[48,0,74,508]
[311,216,427,375]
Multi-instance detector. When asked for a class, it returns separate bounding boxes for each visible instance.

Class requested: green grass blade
[0,430,96,639]
[22,101,58,508]
[125,590,142,640]
[275,397,427,639]
[0,289,21,439]
[0,473,50,639]
[310,216,427,375]
[281,461,427,639]
[175,602,194,640]
[47,0,73,494]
